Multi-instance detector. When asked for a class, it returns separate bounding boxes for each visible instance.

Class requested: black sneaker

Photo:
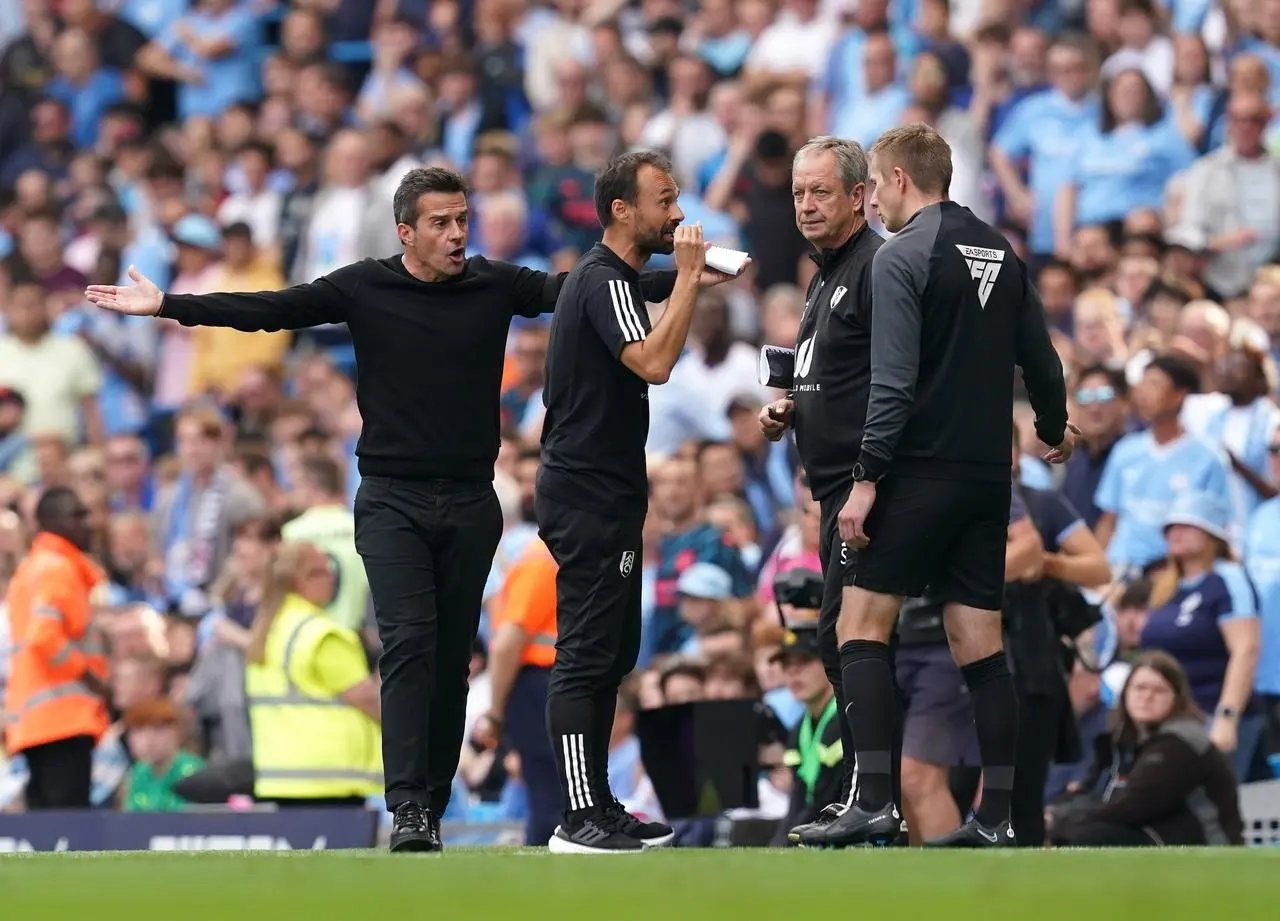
[548,816,645,854]
[924,818,1017,848]
[787,802,847,846]
[389,803,442,853]
[604,799,675,848]
[812,802,902,848]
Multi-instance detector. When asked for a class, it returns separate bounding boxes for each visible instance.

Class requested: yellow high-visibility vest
[245,594,383,800]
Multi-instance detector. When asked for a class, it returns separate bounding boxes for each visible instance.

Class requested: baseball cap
[770,624,821,663]
[676,562,733,600]
[1163,491,1230,543]
[170,214,222,251]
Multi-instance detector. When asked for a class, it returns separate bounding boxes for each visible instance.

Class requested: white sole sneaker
[640,832,675,848]
[547,827,645,855]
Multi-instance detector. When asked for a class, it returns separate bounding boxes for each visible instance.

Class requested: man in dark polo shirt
[1061,364,1130,530]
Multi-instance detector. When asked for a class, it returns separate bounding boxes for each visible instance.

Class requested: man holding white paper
[756,136,886,847]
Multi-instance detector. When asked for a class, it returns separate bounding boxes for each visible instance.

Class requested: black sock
[546,691,600,827]
[840,639,898,811]
[961,651,1018,827]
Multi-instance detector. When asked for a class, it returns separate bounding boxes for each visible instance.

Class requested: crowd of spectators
[0,0,1278,842]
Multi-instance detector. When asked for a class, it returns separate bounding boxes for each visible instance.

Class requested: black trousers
[1010,689,1065,847]
[354,476,503,814]
[505,665,560,845]
[536,492,644,825]
[23,734,94,810]
[1052,820,1157,847]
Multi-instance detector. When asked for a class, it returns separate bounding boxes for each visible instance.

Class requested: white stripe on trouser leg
[569,734,586,810]
[575,733,593,808]
[562,734,582,811]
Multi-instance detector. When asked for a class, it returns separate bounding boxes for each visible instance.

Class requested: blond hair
[868,123,953,197]
[246,541,320,664]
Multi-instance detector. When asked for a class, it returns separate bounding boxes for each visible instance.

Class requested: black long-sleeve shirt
[856,201,1068,484]
[161,255,677,482]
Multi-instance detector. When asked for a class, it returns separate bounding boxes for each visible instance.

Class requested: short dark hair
[1037,258,1078,287]
[297,452,345,497]
[593,149,674,229]
[1146,353,1201,394]
[236,140,274,164]
[393,167,468,226]
[22,208,59,227]
[1076,363,1129,396]
[35,486,81,530]
[658,658,706,699]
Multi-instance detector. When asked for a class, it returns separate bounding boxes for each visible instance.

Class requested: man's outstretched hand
[85,266,164,317]
[1042,422,1082,465]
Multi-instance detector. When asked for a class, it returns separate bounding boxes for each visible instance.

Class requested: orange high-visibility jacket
[3,532,110,754]
[491,539,558,668]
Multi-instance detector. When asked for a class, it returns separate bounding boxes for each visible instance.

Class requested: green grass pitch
[2,848,1278,920]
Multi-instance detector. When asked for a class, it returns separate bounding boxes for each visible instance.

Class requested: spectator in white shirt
[1101,0,1174,97]
[743,0,837,83]
[678,289,769,415]
[216,141,282,249]
[641,55,726,187]
[1173,92,1280,300]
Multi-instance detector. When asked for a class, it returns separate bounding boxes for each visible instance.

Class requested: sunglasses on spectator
[1075,385,1115,405]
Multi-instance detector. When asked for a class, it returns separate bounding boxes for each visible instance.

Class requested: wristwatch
[1215,706,1238,720]
[852,462,879,484]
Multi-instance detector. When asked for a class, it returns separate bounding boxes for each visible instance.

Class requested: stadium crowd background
[0,0,1279,841]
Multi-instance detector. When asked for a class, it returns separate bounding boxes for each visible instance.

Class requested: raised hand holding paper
[704,246,750,277]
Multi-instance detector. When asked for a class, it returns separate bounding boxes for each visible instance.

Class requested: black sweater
[161,256,677,481]
[1051,716,1244,846]
[856,202,1068,484]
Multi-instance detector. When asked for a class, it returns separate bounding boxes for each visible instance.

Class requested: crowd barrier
[0,807,378,852]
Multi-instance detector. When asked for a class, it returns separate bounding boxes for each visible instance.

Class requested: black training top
[789,223,883,503]
[160,254,676,482]
[538,243,658,517]
[856,201,1068,484]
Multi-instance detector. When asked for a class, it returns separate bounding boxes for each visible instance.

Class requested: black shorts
[534,492,645,695]
[847,475,1011,613]
[813,483,859,675]
[818,482,858,590]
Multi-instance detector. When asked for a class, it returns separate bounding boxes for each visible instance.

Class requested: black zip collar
[807,222,873,275]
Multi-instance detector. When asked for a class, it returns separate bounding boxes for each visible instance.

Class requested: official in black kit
[85,167,683,853]
[755,136,885,843]
[537,150,745,854]
[829,123,1078,848]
